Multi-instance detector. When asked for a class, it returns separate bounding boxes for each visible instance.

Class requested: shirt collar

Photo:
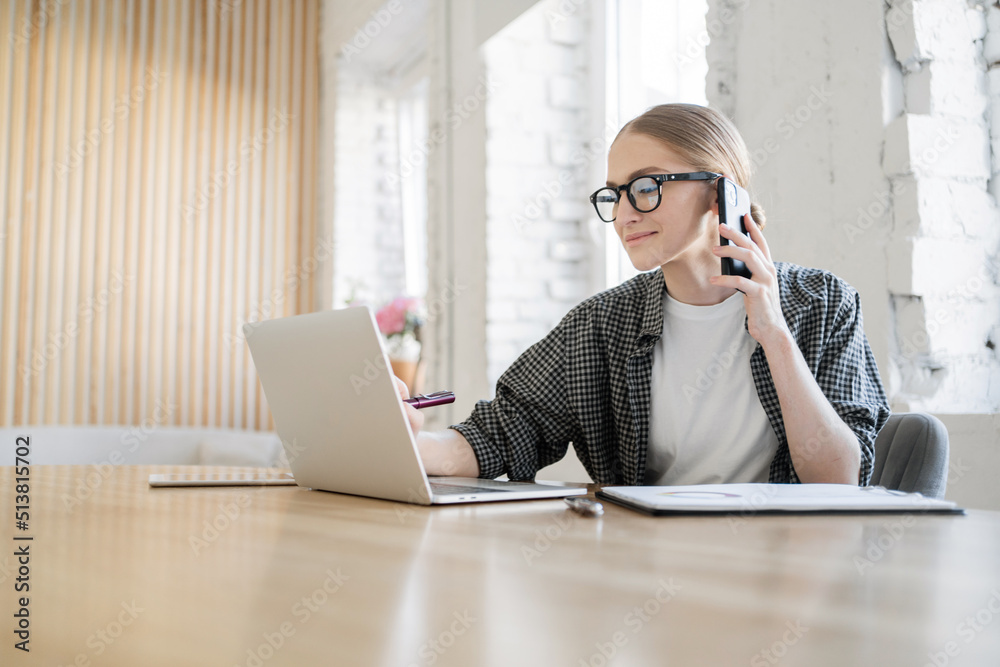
[637,271,667,345]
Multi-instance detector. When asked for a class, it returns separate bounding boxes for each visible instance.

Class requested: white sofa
[2,425,286,467]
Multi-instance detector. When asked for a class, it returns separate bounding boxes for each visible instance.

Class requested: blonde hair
[616,103,766,228]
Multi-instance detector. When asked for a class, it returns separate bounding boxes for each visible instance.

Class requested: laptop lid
[244,307,435,504]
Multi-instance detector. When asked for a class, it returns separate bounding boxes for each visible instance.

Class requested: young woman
[404,103,890,486]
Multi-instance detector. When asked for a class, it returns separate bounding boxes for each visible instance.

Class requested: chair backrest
[870,412,949,498]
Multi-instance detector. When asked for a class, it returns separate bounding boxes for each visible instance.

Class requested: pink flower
[376,304,406,336]
[375,296,424,337]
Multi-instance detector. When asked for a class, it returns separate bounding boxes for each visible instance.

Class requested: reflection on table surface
[1,465,999,666]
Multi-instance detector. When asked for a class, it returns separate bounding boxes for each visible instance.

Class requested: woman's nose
[615,194,641,225]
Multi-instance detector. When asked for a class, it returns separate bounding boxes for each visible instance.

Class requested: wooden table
[2,465,1000,666]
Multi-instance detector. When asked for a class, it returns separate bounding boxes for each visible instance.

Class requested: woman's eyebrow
[607,166,671,187]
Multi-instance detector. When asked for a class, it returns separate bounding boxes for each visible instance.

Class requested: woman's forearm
[416,429,481,477]
[761,331,862,484]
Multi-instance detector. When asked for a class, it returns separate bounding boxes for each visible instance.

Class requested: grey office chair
[869,412,949,498]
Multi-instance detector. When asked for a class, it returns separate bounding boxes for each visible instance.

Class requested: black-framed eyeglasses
[589,171,721,223]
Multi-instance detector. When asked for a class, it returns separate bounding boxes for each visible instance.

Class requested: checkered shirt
[452,262,891,486]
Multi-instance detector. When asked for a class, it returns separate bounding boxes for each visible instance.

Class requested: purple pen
[403,390,456,409]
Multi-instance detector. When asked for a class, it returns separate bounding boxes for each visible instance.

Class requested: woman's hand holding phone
[711,213,792,351]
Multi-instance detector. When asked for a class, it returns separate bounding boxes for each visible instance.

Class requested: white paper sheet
[598,483,961,514]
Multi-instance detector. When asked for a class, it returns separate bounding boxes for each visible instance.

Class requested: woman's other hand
[393,375,425,438]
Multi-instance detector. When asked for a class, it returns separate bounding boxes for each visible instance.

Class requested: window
[603,0,710,288]
[396,77,430,298]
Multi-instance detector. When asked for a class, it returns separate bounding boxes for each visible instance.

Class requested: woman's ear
[708,179,721,216]
[709,173,736,217]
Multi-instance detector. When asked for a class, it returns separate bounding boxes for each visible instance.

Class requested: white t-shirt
[644,291,779,485]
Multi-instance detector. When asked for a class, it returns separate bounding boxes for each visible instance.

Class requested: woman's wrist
[755,323,795,356]
[417,430,480,478]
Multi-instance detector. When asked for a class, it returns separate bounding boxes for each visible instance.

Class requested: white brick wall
[331,68,407,307]
[885,0,1000,412]
[705,0,1000,413]
[482,0,596,389]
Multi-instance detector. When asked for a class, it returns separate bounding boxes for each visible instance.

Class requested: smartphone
[717,176,752,279]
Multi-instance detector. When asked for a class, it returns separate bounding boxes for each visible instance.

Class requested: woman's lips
[624,231,656,247]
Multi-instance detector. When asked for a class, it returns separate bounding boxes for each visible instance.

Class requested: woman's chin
[625,254,662,273]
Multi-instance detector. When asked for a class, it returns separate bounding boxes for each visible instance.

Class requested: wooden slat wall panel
[0,0,320,429]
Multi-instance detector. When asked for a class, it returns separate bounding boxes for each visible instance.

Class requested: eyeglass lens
[593,176,660,222]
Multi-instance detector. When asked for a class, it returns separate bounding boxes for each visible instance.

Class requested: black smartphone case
[717,177,752,279]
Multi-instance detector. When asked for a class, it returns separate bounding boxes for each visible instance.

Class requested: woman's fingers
[393,375,411,400]
[393,375,424,436]
[743,213,771,262]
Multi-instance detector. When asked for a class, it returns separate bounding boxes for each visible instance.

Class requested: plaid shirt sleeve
[758,264,890,485]
[450,302,598,481]
[802,273,889,484]
[451,276,647,484]
[822,290,889,485]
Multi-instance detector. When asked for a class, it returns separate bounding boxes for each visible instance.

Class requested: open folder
[596,483,963,516]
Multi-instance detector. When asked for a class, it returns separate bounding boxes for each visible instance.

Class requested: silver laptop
[242,307,586,505]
